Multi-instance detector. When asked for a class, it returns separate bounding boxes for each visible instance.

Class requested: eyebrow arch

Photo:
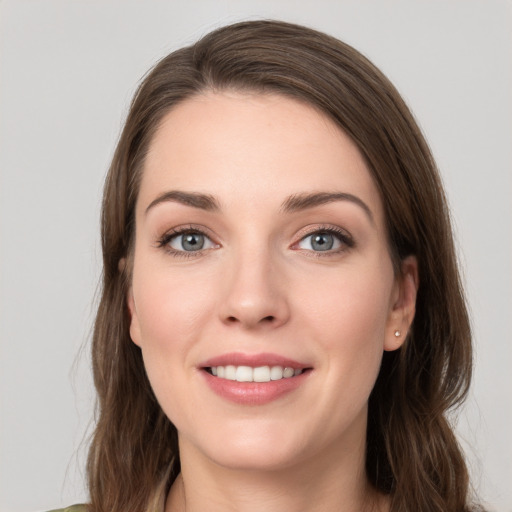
[145,190,220,214]
[281,192,374,223]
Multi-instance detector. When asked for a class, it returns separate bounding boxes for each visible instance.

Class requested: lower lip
[201,369,310,405]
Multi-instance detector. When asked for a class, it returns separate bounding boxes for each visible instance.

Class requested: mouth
[204,365,307,382]
[199,353,312,404]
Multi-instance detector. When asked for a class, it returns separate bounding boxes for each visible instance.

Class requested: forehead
[139,91,384,221]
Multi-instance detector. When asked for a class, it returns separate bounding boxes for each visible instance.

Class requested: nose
[219,247,290,330]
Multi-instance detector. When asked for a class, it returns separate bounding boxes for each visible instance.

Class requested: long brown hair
[87,20,476,512]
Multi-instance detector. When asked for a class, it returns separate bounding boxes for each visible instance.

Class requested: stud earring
[394,330,401,337]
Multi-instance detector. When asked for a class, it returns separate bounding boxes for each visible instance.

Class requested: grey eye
[311,233,334,251]
[298,231,342,252]
[170,232,212,252]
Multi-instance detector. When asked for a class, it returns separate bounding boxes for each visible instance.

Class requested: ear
[127,286,143,347]
[384,255,419,351]
[121,257,142,348]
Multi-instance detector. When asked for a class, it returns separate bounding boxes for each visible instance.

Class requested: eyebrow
[281,192,374,223]
[145,190,220,214]
[145,189,373,223]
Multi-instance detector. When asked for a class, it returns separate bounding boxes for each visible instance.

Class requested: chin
[181,421,311,472]
[209,442,304,472]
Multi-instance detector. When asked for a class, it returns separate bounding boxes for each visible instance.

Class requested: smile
[206,365,304,382]
[200,353,312,404]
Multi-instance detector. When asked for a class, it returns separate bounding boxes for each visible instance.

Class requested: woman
[53,20,479,512]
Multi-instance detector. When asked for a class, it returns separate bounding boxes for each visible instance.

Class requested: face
[128,91,416,472]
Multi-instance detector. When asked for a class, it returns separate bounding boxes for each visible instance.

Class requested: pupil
[312,233,333,251]
[182,233,204,251]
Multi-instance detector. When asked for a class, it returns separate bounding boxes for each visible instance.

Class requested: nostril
[225,315,276,324]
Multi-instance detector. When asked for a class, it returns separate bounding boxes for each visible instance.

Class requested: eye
[296,228,353,253]
[168,231,216,252]
[157,227,218,256]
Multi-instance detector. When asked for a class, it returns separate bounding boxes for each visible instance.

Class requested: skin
[128,91,418,512]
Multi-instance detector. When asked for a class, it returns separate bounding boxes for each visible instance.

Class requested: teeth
[270,366,283,380]
[283,367,295,378]
[235,366,253,382]
[253,366,270,382]
[208,365,303,383]
[225,365,236,380]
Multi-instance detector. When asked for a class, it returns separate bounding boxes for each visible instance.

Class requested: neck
[165,433,387,512]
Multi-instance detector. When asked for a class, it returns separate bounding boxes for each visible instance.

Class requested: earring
[394,330,401,337]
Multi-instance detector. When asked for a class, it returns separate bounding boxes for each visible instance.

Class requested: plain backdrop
[0,1,511,511]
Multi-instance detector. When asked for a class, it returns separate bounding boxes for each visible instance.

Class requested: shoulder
[46,505,87,512]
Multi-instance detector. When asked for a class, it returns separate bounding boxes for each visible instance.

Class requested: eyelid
[155,223,354,258]
[156,224,220,258]
[291,224,355,254]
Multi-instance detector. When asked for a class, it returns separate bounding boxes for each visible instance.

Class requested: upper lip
[200,352,310,369]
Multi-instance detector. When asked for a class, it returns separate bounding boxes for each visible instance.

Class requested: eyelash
[156,225,216,259]
[156,224,355,259]
[294,225,355,257]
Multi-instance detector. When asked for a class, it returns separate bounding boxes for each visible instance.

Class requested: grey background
[0,1,511,511]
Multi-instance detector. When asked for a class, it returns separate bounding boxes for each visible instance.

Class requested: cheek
[132,263,216,350]
[298,259,394,387]
[301,262,393,342]
[131,264,218,424]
